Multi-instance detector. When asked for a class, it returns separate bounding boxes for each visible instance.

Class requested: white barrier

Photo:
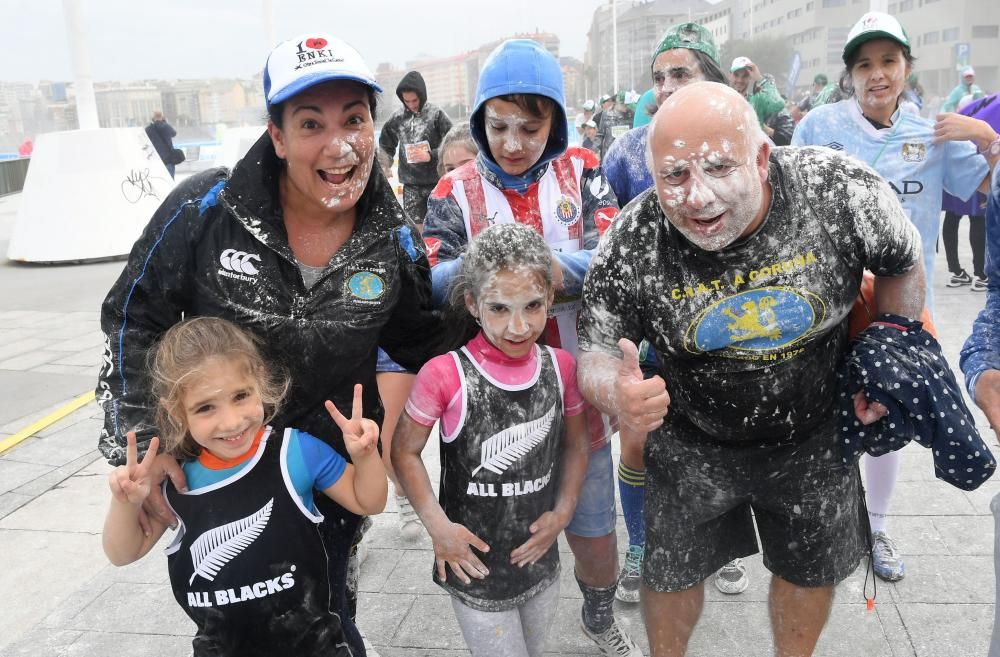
[213,126,267,170]
[6,128,175,263]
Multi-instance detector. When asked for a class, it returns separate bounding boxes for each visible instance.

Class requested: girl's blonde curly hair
[149,317,289,459]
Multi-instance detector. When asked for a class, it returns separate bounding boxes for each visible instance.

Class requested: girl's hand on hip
[510,510,568,567]
[429,521,491,584]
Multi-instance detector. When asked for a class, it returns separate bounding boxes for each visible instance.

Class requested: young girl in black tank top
[101,317,387,656]
[392,224,591,657]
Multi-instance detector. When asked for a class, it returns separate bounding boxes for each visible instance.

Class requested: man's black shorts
[642,413,867,592]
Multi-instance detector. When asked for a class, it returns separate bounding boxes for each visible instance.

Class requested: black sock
[577,570,616,634]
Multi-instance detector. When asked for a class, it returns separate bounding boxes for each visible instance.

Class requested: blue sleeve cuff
[554,250,594,297]
[431,257,463,308]
[297,431,347,490]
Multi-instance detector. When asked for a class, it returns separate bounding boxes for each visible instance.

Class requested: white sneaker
[396,494,422,540]
[582,616,644,656]
[714,558,749,595]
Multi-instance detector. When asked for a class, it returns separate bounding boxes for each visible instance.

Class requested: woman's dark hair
[267,85,380,128]
[693,51,728,85]
[494,93,556,120]
[838,43,916,98]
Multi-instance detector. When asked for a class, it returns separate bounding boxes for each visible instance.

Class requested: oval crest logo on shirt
[901,143,926,162]
[683,287,825,354]
[554,195,580,226]
[348,272,385,300]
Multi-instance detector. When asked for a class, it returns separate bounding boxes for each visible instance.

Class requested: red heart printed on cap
[305,38,328,49]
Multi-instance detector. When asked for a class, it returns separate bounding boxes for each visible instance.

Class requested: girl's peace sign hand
[108,431,161,506]
[325,384,380,460]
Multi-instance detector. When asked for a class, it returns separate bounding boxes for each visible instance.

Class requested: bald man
[577,82,926,656]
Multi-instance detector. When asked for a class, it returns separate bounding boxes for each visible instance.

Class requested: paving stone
[0,337,50,362]
[3,419,101,468]
[0,491,31,518]
[61,630,194,657]
[897,603,993,657]
[0,349,65,371]
[360,547,403,593]
[67,582,195,635]
[0,459,54,495]
[390,593,467,650]
[0,371,96,428]
[0,628,83,656]
[876,603,919,657]
[30,363,98,377]
[0,529,106,650]
[381,548,449,596]
[932,514,996,555]
[962,479,1000,513]
[0,470,107,533]
[873,515,948,557]
[891,555,994,604]
[356,591,415,647]
[380,648,470,657]
[887,480,980,516]
[52,349,101,368]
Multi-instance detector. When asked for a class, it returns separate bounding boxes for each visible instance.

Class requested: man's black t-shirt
[579,147,921,445]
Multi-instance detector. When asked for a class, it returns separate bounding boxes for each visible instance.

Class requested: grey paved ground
[0,186,997,657]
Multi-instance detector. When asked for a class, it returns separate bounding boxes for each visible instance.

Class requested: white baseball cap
[962,66,976,78]
[843,12,910,63]
[264,33,382,109]
[582,99,596,111]
[730,56,753,73]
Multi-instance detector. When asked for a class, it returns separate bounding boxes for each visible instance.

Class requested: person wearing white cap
[97,33,442,657]
[575,99,597,139]
[729,56,786,128]
[943,65,985,113]
[793,11,1000,585]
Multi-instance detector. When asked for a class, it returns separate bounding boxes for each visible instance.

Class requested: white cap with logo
[264,33,382,109]
[730,56,753,73]
[843,12,910,63]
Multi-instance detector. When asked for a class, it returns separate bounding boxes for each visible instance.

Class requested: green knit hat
[651,23,720,68]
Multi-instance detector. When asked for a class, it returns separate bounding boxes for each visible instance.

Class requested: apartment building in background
[586,0,998,104]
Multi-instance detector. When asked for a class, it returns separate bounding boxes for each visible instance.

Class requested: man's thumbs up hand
[614,338,670,433]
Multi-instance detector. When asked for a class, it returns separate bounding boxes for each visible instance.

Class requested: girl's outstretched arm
[322,385,388,516]
[393,412,491,584]
[510,411,590,567]
[103,433,169,565]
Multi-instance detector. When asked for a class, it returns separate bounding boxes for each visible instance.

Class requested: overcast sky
[0,0,622,83]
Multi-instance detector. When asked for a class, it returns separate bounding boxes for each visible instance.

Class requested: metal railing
[0,158,30,196]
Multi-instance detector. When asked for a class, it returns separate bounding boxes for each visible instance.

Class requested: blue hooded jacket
[469,39,568,193]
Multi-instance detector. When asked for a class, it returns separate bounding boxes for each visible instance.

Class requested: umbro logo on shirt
[825,142,844,151]
[218,248,261,282]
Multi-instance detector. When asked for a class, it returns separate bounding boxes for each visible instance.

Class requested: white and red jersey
[423,147,620,448]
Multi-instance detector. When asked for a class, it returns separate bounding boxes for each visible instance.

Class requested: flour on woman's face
[483,98,552,176]
[269,80,375,215]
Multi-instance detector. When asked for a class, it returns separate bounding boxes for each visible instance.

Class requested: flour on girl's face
[468,268,551,359]
[483,98,552,177]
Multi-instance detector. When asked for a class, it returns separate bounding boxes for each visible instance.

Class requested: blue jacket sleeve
[422,180,470,307]
[961,167,1000,400]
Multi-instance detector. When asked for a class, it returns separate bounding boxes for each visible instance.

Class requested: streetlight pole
[62,0,99,130]
[612,0,619,94]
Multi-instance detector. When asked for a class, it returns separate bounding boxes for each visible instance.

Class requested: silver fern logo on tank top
[472,404,556,477]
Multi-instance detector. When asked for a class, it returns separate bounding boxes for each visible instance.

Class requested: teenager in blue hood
[421,40,641,657]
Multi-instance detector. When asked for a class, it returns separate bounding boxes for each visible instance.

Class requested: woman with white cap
[97,33,441,656]
[793,11,999,584]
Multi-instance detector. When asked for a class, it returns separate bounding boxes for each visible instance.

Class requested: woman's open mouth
[318,165,356,185]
